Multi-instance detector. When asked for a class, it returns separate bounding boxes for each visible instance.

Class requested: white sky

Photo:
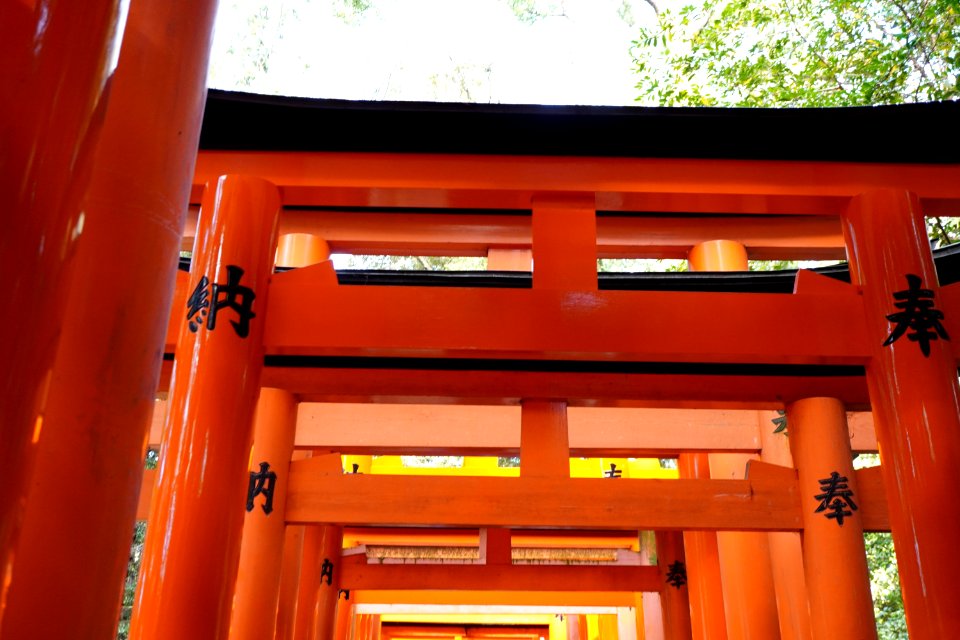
[207,0,661,105]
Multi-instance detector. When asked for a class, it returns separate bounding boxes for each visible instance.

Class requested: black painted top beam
[199,89,959,163]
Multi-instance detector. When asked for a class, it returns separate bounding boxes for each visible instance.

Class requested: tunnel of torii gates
[4,7,960,640]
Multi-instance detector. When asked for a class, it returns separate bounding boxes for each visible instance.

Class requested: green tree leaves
[631,0,960,107]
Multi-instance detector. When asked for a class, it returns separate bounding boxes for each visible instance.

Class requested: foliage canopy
[631,0,960,107]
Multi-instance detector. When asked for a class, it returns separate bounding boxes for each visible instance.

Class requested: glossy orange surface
[0,0,120,616]
[678,454,727,640]
[131,176,280,640]
[184,210,846,261]
[787,398,876,640]
[276,524,307,640]
[193,152,960,215]
[843,190,960,639]
[294,525,343,640]
[263,276,871,365]
[655,531,692,640]
[232,235,330,640]
[531,195,597,290]
[693,241,782,640]
[757,412,812,640]
[520,401,570,478]
[230,389,299,640]
[0,0,218,635]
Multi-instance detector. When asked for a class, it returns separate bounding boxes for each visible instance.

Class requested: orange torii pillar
[291,453,350,640]
[276,521,307,640]
[757,411,813,640]
[676,455,726,640]
[787,398,876,639]
[1,0,219,636]
[688,240,781,640]
[334,591,353,640]
[131,176,281,639]
[232,234,332,640]
[294,521,344,640]
[0,0,120,609]
[843,190,960,638]
[229,388,299,640]
[655,532,693,640]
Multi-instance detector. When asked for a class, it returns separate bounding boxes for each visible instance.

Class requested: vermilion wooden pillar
[655,532,693,640]
[710,454,781,640]
[686,240,757,640]
[787,398,876,639]
[1,0,219,635]
[263,235,332,640]
[842,189,960,638]
[677,455,726,640]
[334,593,352,640]
[229,388,300,640]
[230,233,330,640]
[293,524,344,640]
[0,0,120,613]
[276,523,307,640]
[758,411,812,640]
[130,176,281,639]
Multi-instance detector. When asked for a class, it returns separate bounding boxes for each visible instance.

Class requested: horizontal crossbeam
[192,152,960,215]
[284,459,888,531]
[263,268,869,365]
[148,402,878,455]
[182,209,847,260]
[339,563,661,593]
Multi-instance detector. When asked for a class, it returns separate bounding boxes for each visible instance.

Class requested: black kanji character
[814,471,858,526]
[246,461,277,515]
[321,558,334,585]
[665,561,687,589]
[883,274,949,357]
[185,275,211,333]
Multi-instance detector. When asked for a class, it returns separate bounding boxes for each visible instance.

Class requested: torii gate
[3,3,960,640]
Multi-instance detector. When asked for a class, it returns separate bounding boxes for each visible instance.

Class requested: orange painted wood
[285,461,803,531]
[131,176,281,640]
[532,195,597,290]
[678,454,727,640]
[148,400,881,456]
[137,470,157,520]
[267,365,871,414]
[787,397,876,640]
[0,0,122,605]
[757,411,811,640]
[3,0,219,629]
[293,525,343,640]
[339,564,661,592]
[192,152,960,215]
[230,389,300,640]
[480,528,513,565]
[381,624,547,640]
[488,248,533,271]
[684,241,752,640]
[349,590,636,607]
[183,210,846,262]
[275,525,306,640]
[343,528,640,550]
[843,190,960,638]
[264,279,870,365]
[855,466,889,532]
[521,401,570,478]
[656,532,692,640]
[711,456,782,640]
[151,402,769,455]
